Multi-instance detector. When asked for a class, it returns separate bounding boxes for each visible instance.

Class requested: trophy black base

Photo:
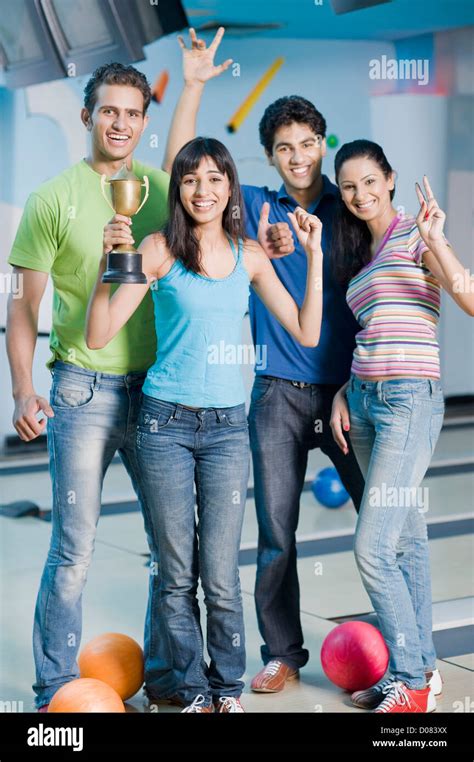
[102,251,147,285]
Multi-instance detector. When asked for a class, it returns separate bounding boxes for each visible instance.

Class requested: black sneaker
[351,677,398,709]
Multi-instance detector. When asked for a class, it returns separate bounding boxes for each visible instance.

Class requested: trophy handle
[135,175,149,215]
[100,175,116,213]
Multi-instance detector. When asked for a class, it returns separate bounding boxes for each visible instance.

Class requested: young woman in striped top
[329,140,473,714]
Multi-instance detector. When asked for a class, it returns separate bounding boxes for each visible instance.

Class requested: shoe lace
[375,677,397,694]
[217,697,244,713]
[377,682,412,712]
[182,694,209,713]
[263,660,282,676]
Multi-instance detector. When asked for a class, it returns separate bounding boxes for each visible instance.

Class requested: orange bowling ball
[48,678,125,712]
[78,632,144,701]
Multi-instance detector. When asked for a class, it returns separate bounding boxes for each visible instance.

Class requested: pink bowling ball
[321,621,389,691]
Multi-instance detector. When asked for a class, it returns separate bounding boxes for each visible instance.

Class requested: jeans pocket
[139,409,175,432]
[429,406,445,454]
[382,390,413,417]
[222,407,248,428]
[52,382,95,409]
[250,377,276,407]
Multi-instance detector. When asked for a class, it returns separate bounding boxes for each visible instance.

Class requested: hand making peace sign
[415,175,446,247]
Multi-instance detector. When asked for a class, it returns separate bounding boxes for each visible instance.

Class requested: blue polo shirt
[241,175,360,384]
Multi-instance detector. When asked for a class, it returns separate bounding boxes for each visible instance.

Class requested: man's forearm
[6,299,38,400]
[162,81,204,173]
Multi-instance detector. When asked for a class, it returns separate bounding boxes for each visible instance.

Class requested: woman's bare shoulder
[242,237,269,279]
[243,237,263,254]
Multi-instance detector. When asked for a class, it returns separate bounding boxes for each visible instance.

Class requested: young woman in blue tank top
[86,137,324,712]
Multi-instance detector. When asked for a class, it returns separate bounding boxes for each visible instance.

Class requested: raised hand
[178,26,232,85]
[257,202,295,259]
[415,175,446,246]
[287,206,323,257]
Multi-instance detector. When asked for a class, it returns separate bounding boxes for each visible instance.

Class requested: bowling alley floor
[0,419,473,714]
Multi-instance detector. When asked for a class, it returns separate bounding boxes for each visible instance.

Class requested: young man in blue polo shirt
[241,97,364,692]
[161,70,364,691]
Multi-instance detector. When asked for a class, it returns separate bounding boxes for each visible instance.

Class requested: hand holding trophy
[100,164,149,283]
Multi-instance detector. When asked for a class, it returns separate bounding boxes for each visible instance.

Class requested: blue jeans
[346,375,445,689]
[135,394,249,703]
[33,361,167,708]
[248,376,365,670]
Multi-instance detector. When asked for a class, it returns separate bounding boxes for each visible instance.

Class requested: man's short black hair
[259,96,327,155]
[83,62,152,115]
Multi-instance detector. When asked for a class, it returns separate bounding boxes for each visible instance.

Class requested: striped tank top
[143,236,251,407]
[345,214,441,379]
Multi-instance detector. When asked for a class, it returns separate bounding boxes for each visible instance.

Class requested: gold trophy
[100,164,150,284]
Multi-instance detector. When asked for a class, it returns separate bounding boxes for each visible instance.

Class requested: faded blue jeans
[346,375,445,689]
[135,394,249,705]
[249,376,365,671]
[33,361,168,708]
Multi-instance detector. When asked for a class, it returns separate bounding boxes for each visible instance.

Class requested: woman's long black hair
[331,139,396,286]
[164,137,245,274]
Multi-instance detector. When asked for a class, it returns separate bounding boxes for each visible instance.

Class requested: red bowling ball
[321,621,389,692]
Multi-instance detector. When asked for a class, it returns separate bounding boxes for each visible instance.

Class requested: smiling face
[179,156,232,224]
[337,156,395,222]
[267,121,326,194]
[81,83,149,163]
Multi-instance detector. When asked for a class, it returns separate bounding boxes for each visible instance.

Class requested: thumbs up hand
[257,202,295,260]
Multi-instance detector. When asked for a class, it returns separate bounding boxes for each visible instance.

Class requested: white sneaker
[427,669,443,697]
[424,669,442,712]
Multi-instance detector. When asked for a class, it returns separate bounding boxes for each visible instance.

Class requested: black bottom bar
[0,711,471,757]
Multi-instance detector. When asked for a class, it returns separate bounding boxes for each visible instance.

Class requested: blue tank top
[143,236,250,407]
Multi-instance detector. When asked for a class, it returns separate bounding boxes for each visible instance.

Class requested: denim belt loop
[376,380,384,401]
[350,375,355,393]
[92,372,102,391]
[173,404,183,421]
[428,379,435,396]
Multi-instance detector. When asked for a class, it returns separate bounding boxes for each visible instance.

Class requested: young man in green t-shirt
[6,28,232,711]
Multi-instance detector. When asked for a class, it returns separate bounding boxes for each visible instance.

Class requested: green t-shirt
[8,158,169,374]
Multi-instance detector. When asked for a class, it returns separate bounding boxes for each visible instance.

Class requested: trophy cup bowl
[101,164,149,284]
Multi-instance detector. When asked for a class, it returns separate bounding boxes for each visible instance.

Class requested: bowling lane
[239,535,474,620]
[1,509,472,713]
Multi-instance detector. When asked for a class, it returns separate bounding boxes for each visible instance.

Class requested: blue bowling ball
[311,467,350,508]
